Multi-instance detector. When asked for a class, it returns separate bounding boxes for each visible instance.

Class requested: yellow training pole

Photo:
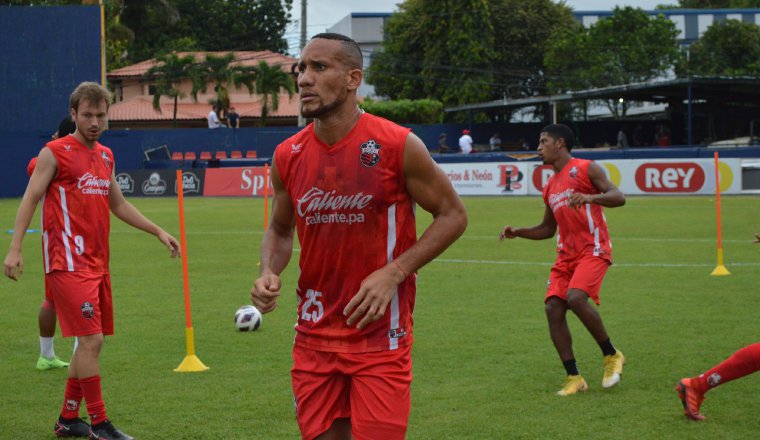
[174,170,210,372]
[711,152,730,276]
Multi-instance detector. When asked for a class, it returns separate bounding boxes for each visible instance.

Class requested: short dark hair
[541,124,575,151]
[56,116,76,138]
[311,32,363,70]
[70,81,111,111]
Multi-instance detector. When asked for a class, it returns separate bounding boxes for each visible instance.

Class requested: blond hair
[70,82,112,111]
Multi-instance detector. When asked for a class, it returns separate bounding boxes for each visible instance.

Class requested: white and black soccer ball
[234,305,262,331]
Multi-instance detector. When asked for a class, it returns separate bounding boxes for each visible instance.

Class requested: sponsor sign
[526,158,741,195]
[116,169,205,197]
[437,162,529,195]
[203,167,274,197]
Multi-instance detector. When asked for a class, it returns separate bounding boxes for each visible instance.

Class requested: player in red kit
[4,82,180,439]
[675,234,760,420]
[251,33,467,440]
[499,124,626,396]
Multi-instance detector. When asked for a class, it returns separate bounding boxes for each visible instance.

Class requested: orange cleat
[676,378,706,421]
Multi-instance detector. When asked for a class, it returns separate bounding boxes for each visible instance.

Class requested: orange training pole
[174,170,209,371]
[711,152,730,276]
[263,163,270,230]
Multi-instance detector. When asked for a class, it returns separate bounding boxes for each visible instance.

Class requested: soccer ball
[234,305,262,331]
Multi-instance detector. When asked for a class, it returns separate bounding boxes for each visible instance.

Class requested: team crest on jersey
[388,327,406,338]
[569,166,579,178]
[101,151,111,167]
[359,139,381,167]
[81,302,94,319]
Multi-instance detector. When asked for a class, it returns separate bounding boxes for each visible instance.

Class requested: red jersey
[275,113,417,353]
[542,158,612,262]
[40,135,114,274]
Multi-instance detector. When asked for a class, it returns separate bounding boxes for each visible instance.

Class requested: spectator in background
[656,125,671,147]
[459,129,473,154]
[632,123,645,147]
[616,128,629,149]
[227,106,240,128]
[207,106,222,129]
[438,133,450,153]
[489,132,503,151]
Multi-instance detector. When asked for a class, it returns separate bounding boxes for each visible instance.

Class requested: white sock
[40,336,55,359]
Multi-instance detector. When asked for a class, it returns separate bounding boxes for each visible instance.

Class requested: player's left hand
[158,231,181,258]
[344,264,406,330]
[754,233,760,243]
[568,192,592,208]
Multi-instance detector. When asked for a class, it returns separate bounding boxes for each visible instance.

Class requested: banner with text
[526,158,742,196]
[116,169,205,197]
[203,167,273,197]
[438,162,530,195]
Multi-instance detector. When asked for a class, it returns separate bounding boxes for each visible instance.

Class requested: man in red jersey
[251,33,467,440]
[500,124,626,396]
[4,82,180,440]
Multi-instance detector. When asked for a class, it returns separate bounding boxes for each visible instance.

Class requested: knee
[544,299,564,319]
[566,291,589,311]
[76,334,104,352]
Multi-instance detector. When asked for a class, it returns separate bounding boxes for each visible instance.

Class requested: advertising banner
[203,167,273,197]
[527,158,742,196]
[437,162,530,195]
[116,169,204,197]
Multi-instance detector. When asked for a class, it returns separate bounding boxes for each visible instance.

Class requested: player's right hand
[500,226,518,241]
[754,233,760,244]
[3,249,23,281]
[251,273,281,313]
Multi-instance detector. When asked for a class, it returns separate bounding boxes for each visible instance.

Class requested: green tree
[253,61,294,126]
[146,52,200,127]
[680,19,760,76]
[367,0,577,119]
[197,53,256,114]
[545,7,680,118]
[367,0,496,108]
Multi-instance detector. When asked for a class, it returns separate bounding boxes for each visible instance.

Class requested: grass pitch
[1,195,759,439]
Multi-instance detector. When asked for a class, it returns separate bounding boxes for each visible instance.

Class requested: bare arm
[3,148,57,280]
[251,160,295,313]
[109,171,180,258]
[567,162,625,209]
[344,132,468,329]
[500,205,558,242]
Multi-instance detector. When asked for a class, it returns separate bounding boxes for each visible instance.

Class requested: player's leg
[348,346,412,440]
[566,257,624,388]
[677,342,760,420]
[37,299,69,370]
[545,262,587,395]
[292,346,351,440]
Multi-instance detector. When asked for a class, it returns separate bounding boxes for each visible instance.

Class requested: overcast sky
[285,0,667,54]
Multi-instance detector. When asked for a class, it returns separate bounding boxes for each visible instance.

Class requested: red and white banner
[203,167,273,197]
[439,158,742,196]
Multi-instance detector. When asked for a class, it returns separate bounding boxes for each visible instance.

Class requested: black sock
[563,359,579,376]
[599,338,616,357]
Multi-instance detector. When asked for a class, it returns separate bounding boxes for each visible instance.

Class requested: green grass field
[1,195,759,439]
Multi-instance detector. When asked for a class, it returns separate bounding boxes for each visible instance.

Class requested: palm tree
[198,53,256,117]
[146,53,200,127]
[254,61,295,127]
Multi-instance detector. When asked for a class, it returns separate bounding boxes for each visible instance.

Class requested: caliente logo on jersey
[359,139,381,167]
[297,186,373,226]
[77,172,111,196]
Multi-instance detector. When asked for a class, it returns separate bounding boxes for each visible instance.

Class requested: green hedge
[360,99,444,124]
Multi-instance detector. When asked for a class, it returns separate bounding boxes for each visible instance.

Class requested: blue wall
[0,5,101,132]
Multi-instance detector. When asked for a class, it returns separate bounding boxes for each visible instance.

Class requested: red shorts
[45,271,113,337]
[291,344,412,440]
[546,255,610,305]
